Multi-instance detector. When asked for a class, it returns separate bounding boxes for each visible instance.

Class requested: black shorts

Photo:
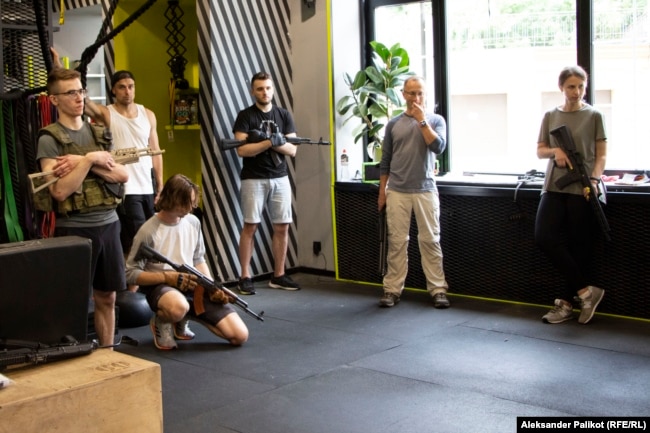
[140,284,236,326]
[55,221,125,292]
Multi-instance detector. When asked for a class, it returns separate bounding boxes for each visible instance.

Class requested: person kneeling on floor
[125,174,249,349]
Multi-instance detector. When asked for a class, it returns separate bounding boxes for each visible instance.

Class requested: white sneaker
[150,316,177,350]
[542,299,573,324]
[578,286,605,324]
[174,318,196,340]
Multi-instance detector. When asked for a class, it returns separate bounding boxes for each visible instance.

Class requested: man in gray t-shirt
[36,67,129,347]
[378,76,450,309]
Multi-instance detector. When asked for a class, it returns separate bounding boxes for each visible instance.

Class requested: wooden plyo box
[0,350,162,433]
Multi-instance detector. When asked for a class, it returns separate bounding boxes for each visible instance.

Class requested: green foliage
[336,41,414,149]
[451,0,645,49]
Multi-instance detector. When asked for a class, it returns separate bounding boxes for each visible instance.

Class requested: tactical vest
[33,122,123,215]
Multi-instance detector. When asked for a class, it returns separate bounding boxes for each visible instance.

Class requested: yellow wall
[112,1,201,187]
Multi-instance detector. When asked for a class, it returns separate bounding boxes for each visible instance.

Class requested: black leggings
[118,194,155,254]
[534,191,596,301]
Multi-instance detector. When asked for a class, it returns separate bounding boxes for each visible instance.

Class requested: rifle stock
[138,245,265,321]
[549,125,610,241]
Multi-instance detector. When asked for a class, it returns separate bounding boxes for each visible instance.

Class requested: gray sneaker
[542,299,573,324]
[150,316,177,350]
[379,292,400,308]
[578,286,605,324]
[174,318,195,340]
[433,292,450,309]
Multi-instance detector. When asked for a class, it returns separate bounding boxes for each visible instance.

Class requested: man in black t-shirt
[232,72,300,295]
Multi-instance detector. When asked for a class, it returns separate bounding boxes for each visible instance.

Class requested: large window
[366,0,649,174]
[593,1,649,170]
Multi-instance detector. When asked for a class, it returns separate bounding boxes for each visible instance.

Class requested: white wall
[291,0,361,272]
[291,0,333,271]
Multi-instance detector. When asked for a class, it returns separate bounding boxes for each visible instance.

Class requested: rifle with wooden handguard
[28,147,165,194]
[549,125,610,241]
[137,245,265,322]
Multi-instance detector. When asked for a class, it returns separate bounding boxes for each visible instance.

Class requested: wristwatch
[419,120,427,128]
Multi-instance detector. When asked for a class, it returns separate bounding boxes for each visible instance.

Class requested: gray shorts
[240,177,292,224]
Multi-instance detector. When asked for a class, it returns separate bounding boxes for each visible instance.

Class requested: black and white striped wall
[197,0,298,281]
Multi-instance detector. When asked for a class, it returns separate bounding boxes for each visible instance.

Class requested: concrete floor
[115,273,650,433]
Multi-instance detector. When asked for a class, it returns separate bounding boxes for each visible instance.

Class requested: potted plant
[336,41,414,161]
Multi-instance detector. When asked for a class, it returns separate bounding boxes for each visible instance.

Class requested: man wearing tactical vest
[36,67,129,347]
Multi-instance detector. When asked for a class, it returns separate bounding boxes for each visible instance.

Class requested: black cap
[111,70,135,87]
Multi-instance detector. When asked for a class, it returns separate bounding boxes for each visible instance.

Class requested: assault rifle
[220,136,330,151]
[0,339,98,371]
[378,208,388,276]
[138,245,265,321]
[549,125,610,241]
[28,147,166,194]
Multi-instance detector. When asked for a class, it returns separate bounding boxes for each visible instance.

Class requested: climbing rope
[75,0,158,88]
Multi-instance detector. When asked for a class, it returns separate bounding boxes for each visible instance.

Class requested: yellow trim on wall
[326,0,341,279]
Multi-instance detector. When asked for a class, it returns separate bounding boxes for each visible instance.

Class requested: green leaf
[370,41,390,62]
[368,104,388,119]
[393,48,410,68]
[389,56,402,70]
[357,103,368,118]
[343,72,355,86]
[365,66,383,85]
[352,70,368,90]
[391,66,412,77]
[386,88,402,106]
[388,42,402,53]
[336,98,354,115]
[368,123,384,137]
[336,95,352,109]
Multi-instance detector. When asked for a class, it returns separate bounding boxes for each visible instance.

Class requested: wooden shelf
[165,124,200,130]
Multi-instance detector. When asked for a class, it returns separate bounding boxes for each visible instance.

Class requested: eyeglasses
[52,89,87,98]
[403,90,425,98]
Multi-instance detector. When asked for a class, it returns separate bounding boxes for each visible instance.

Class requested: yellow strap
[59,0,65,25]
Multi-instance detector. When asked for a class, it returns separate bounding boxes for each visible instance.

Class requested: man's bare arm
[146,108,164,197]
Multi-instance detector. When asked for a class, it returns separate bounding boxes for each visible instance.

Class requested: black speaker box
[0,236,91,345]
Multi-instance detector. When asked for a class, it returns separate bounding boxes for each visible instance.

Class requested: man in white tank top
[85,71,163,258]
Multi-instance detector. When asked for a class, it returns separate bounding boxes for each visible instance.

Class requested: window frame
[362,0,597,174]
